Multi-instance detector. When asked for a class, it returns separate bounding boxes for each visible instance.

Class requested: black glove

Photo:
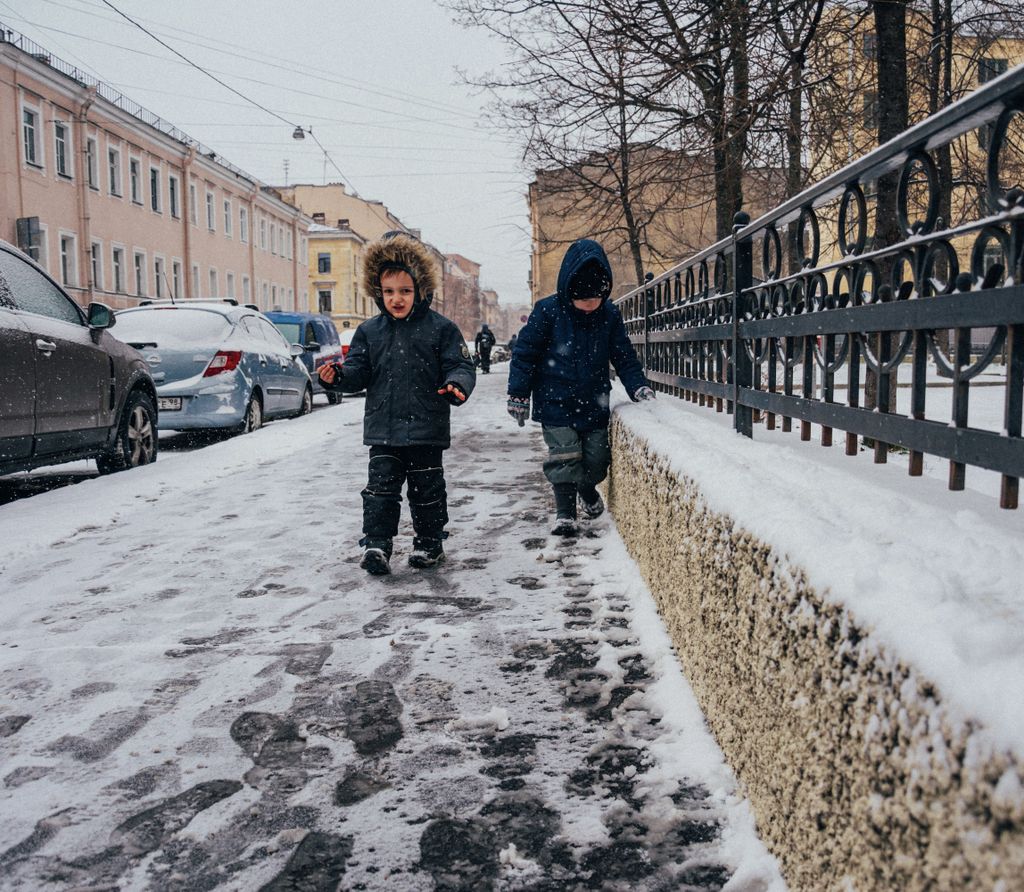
[438,382,468,405]
[507,395,529,426]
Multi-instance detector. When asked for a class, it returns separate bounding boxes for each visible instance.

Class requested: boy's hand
[507,395,529,426]
[438,382,467,405]
[318,362,343,386]
[633,386,656,401]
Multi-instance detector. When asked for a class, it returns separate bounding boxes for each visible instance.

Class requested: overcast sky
[7,0,532,305]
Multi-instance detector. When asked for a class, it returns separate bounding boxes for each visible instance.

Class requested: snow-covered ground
[0,370,785,890]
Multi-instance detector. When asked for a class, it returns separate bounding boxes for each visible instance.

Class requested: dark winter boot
[579,485,605,519]
[409,537,445,569]
[550,482,578,537]
[359,537,393,576]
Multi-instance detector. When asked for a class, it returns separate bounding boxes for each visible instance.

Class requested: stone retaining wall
[607,414,1024,892]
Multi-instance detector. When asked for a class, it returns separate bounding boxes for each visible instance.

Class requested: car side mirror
[290,344,305,358]
[87,302,115,329]
[304,341,320,352]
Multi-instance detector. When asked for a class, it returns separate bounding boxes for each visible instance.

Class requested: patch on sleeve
[461,343,471,359]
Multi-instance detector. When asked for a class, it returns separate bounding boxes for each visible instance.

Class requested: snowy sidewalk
[0,369,784,891]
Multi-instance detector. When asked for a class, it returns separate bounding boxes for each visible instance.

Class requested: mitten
[507,395,530,426]
[438,382,468,405]
[633,386,656,401]
[318,361,344,389]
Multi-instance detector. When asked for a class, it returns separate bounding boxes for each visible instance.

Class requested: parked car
[112,300,312,433]
[490,345,511,363]
[265,311,343,404]
[0,240,158,476]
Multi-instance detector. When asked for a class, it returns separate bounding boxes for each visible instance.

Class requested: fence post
[644,271,653,378]
[732,211,753,437]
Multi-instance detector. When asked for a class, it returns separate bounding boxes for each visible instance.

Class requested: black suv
[0,240,158,476]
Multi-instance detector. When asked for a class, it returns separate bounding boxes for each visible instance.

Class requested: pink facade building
[1,27,311,311]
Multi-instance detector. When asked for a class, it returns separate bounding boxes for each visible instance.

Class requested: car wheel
[326,392,341,405]
[240,393,263,434]
[295,386,313,417]
[97,390,158,475]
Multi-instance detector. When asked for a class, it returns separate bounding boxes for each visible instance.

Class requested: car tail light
[203,350,242,377]
[341,344,350,358]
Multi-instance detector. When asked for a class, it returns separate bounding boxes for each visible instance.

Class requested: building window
[22,106,42,167]
[242,276,251,302]
[150,167,161,213]
[262,281,269,306]
[318,289,332,313]
[130,158,141,203]
[206,191,215,230]
[240,207,249,243]
[317,252,331,273]
[271,284,277,307]
[54,123,71,178]
[153,257,165,298]
[172,260,182,298]
[223,199,232,237]
[270,224,277,255]
[169,175,180,218]
[260,219,267,250]
[134,250,147,296]
[108,147,122,195]
[979,58,1008,84]
[226,272,236,298]
[86,137,98,189]
[209,268,218,296]
[863,91,879,130]
[189,182,198,225]
[862,32,877,62]
[112,246,125,292]
[90,240,103,290]
[60,234,78,287]
[191,264,200,298]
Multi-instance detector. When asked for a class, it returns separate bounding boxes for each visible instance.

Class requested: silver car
[0,240,157,476]
[113,301,313,432]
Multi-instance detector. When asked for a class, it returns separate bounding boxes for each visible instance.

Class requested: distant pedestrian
[474,323,496,373]
[506,239,654,537]
[319,232,476,574]
[507,332,518,354]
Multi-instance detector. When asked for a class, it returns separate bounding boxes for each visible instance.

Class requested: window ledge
[25,161,44,171]
[57,172,73,181]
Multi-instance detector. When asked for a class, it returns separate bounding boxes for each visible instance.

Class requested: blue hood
[555,239,613,306]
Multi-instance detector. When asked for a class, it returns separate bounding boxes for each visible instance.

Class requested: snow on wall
[606,408,1024,892]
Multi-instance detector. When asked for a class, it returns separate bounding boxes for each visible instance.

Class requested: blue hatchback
[113,301,313,433]
[265,311,344,402]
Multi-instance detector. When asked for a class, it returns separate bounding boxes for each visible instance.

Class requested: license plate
[158,397,182,411]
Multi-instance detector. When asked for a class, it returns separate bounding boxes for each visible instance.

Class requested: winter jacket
[475,327,496,352]
[326,233,476,448]
[508,239,648,431]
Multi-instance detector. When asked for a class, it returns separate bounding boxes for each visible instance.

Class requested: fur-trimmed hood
[361,232,440,318]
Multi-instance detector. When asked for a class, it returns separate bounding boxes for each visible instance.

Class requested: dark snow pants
[541,425,611,493]
[362,445,447,542]
[479,347,491,373]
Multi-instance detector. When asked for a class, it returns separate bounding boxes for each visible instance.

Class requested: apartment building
[1,26,310,312]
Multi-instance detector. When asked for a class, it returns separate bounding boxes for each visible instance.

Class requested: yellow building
[307,221,368,332]
[276,182,446,318]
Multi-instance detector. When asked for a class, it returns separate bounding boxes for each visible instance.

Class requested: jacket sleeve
[507,302,550,398]
[335,326,372,393]
[441,323,477,398]
[608,306,649,398]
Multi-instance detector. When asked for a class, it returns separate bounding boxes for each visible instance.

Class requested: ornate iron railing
[616,64,1024,509]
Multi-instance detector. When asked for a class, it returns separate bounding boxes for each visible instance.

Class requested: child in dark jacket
[507,239,654,536]
[319,232,476,574]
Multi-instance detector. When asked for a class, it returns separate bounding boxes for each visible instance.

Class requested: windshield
[114,308,233,344]
[272,322,302,344]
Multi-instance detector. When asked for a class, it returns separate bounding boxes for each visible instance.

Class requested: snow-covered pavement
[0,369,784,891]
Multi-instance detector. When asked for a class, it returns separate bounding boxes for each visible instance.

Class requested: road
[0,369,783,891]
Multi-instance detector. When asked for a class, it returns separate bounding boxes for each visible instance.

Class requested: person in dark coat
[507,332,518,354]
[507,239,654,536]
[319,232,476,574]
[474,324,496,373]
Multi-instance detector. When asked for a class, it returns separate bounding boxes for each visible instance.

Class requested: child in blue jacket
[506,239,654,536]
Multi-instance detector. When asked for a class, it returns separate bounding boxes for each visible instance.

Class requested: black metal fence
[616,65,1024,509]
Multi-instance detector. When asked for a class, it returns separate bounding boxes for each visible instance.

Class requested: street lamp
[292,125,327,185]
